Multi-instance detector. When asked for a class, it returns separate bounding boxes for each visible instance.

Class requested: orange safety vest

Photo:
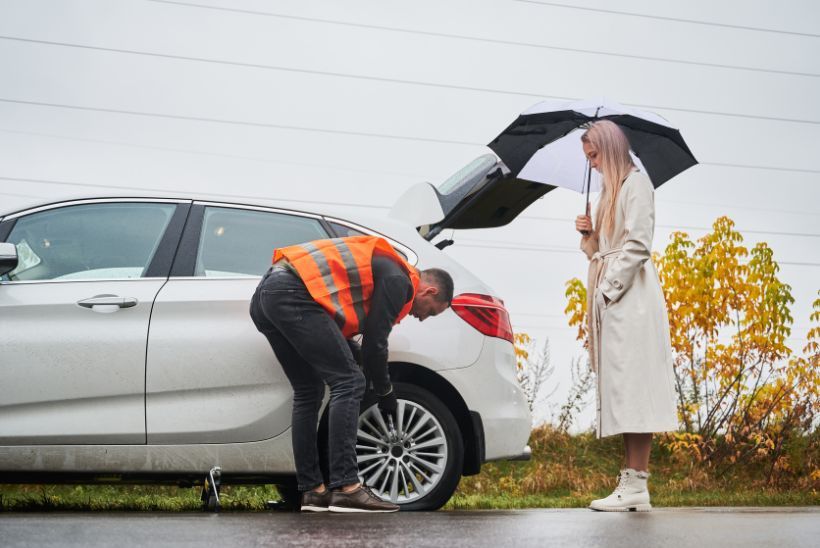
[272,236,421,337]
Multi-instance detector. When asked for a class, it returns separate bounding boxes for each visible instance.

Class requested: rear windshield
[436,154,499,212]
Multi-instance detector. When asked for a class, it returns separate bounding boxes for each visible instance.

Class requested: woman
[574,120,678,512]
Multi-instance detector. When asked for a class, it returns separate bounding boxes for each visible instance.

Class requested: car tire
[356,382,464,511]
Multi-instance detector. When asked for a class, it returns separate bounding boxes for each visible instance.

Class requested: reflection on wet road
[2,508,818,547]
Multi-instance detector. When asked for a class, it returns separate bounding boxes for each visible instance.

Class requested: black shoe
[328,484,400,513]
[301,488,332,512]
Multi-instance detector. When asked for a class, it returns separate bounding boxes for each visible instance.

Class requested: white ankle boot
[589,468,652,512]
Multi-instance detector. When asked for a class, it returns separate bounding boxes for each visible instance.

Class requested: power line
[697,161,820,174]
[0,128,426,180]
[511,312,569,318]
[142,0,820,78]
[1,35,817,125]
[0,98,478,146]
[655,198,818,217]
[0,36,549,102]
[4,98,820,176]
[457,237,578,251]
[511,309,813,330]
[656,224,819,238]
[455,241,820,267]
[0,190,40,199]
[514,0,820,38]
[457,243,582,254]
[0,175,390,211]
[778,262,820,268]
[516,216,820,237]
[511,324,577,331]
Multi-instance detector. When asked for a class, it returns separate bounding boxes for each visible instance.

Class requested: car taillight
[451,293,514,343]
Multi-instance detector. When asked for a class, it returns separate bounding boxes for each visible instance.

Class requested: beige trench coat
[581,171,678,438]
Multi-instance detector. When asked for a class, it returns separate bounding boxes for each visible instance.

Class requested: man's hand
[377,387,398,420]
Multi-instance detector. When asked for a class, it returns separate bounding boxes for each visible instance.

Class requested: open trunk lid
[388,154,555,240]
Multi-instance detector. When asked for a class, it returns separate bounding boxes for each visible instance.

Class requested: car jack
[201,466,222,512]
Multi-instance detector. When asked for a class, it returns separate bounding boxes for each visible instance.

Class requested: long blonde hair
[581,120,635,239]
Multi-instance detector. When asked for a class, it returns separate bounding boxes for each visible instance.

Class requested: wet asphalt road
[1,508,818,547]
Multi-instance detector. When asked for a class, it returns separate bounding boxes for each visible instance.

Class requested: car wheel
[356,382,463,511]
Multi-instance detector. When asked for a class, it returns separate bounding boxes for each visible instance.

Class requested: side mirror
[0,242,18,277]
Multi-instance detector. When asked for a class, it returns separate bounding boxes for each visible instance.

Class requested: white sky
[1,0,818,428]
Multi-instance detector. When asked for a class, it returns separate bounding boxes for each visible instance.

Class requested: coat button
[614,280,622,289]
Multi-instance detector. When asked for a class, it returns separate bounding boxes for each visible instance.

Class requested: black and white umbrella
[488,97,697,205]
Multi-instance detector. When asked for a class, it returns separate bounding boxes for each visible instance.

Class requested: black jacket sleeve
[361,257,414,395]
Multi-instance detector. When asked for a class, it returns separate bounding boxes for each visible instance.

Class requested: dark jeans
[249,266,365,491]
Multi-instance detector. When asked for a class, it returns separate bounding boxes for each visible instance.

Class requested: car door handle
[77,295,138,309]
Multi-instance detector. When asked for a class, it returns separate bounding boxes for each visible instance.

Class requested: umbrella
[488,97,697,210]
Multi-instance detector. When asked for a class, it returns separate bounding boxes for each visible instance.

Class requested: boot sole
[589,504,652,512]
[328,505,399,513]
[300,505,329,512]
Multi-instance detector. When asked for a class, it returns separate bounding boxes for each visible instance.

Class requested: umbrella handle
[581,160,592,237]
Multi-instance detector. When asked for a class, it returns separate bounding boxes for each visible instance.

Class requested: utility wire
[0,128,426,180]
[3,98,820,176]
[1,34,818,126]
[142,0,820,78]
[693,161,820,174]
[655,199,818,216]
[514,0,820,38]
[0,190,41,199]
[510,310,814,332]
[0,175,389,211]
[461,211,820,237]
[0,98,478,146]
[455,242,820,267]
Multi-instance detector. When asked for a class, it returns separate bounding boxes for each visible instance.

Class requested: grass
[0,485,282,512]
[1,427,817,511]
[445,426,820,509]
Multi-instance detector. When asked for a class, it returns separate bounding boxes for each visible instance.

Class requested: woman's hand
[575,214,593,236]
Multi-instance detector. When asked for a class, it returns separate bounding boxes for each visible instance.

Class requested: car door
[146,201,331,444]
[0,199,189,444]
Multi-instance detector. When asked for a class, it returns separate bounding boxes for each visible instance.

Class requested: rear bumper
[502,445,532,462]
[440,337,532,461]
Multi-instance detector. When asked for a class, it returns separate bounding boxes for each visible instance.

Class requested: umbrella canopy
[488,97,697,193]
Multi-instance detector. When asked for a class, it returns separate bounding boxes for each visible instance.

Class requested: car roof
[0,190,424,246]
[2,190,346,217]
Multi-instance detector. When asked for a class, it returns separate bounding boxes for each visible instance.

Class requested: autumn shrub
[563,216,819,483]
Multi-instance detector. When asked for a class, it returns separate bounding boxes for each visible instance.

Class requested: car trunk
[388,154,555,240]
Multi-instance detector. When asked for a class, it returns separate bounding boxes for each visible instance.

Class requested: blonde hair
[581,120,635,239]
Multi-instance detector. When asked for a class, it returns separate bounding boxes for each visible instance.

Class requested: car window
[436,154,499,212]
[328,221,366,238]
[195,207,328,277]
[2,202,176,282]
[327,221,411,262]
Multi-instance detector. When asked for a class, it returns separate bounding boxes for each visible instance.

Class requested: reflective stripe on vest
[273,236,420,337]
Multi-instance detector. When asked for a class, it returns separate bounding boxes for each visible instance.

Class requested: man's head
[409,268,454,322]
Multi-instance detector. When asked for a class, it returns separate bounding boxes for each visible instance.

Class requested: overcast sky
[1,0,818,427]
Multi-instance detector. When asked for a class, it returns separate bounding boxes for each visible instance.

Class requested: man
[249,235,453,513]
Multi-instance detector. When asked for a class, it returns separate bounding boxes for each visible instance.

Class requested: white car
[0,155,542,510]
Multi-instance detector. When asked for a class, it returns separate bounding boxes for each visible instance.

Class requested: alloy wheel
[356,399,449,504]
